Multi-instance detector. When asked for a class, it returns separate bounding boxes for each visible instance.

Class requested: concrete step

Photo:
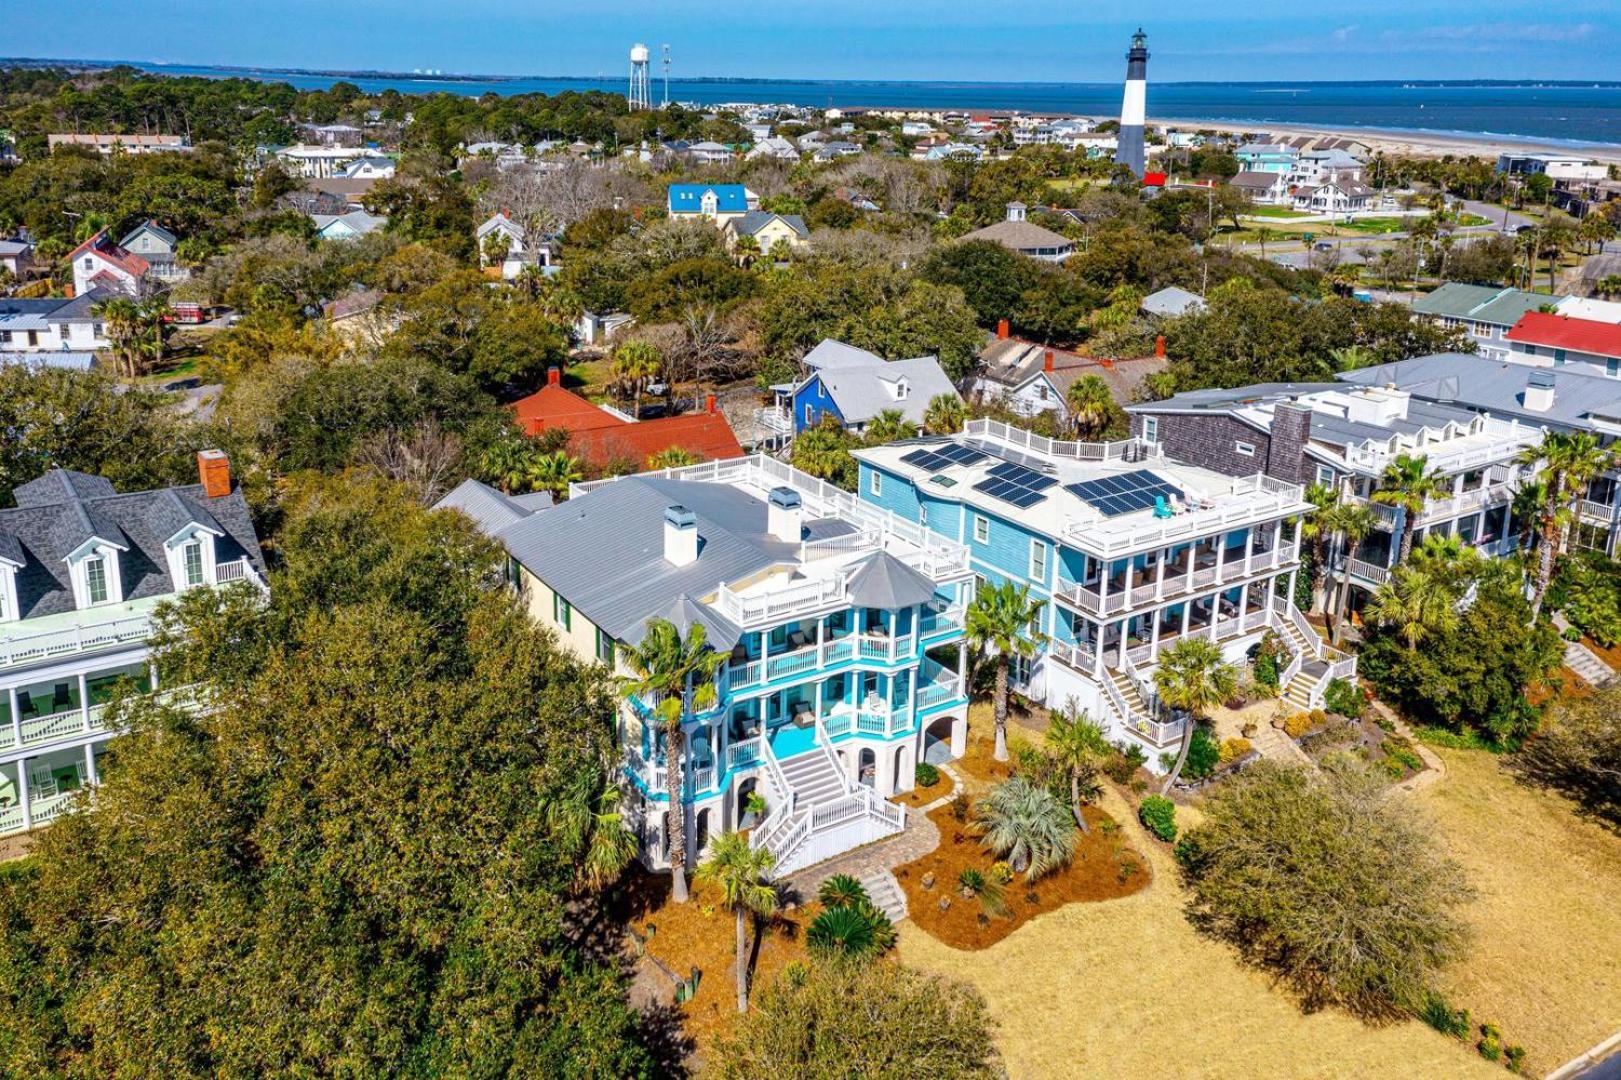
[858,869,908,922]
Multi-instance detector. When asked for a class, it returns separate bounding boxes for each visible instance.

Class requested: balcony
[0,608,155,669]
[1357,481,1516,529]
[1061,474,1307,559]
[756,406,793,434]
[725,630,922,693]
[1055,540,1298,617]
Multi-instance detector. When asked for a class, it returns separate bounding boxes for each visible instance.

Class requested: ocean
[104,63,1621,148]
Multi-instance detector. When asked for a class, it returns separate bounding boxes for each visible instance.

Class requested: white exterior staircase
[859,869,909,922]
[1270,600,1357,711]
[750,734,905,875]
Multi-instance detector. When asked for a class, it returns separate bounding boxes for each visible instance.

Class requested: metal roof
[1337,352,1621,431]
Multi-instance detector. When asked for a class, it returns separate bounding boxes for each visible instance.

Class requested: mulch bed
[1299,714,1426,781]
[893,802,1150,951]
[892,766,955,809]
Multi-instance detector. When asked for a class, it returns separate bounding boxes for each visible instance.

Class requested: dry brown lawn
[1416,746,1621,1076]
[899,753,1497,1078]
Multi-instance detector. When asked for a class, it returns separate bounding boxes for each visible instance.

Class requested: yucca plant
[956,867,1007,917]
[972,777,1077,882]
[807,904,878,959]
[817,874,869,909]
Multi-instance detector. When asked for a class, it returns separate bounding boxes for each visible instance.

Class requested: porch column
[1238,580,1251,629]
[17,759,29,831]
[907,666,918,731]
[816,615,825,666]
[1476,507,1488,549]
[1286,567,1299,607]
[84,744,99,786]
[1213,532,1227,585]
[148,661,159,691]
[1124,558,1135,607]
[1097,560,1111,613]
[1266,574,1278,613]
[1116,619,1128,668]
[910,604,919,658]
[79,672,90,731]
[1272,521,1283,568]
[1092,619,1104,677]
[813,678,823,721]
[1243,527,1256,576]
[1149,605,1163,660]
[1155,549,1167,600]
[7,686,19,748]
[1180,602,1191,637]
[1209,592,1221,642]
[1185,544,1196,592]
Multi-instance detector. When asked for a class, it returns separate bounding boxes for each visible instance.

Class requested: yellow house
[726,210,810,255]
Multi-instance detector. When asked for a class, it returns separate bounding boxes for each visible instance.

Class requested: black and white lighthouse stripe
[1115,29,1149,178]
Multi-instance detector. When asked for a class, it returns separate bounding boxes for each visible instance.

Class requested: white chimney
[663,505,698,566]
[1523,371,1556,413]
[767,486,803,543]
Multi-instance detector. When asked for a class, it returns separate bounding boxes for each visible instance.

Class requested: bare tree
[482,160,653,236]
[355,421,466,506]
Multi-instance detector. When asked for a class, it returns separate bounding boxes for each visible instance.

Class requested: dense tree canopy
[0,479,654,1077]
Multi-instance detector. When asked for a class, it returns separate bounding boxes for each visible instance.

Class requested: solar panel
[936,444,987,466]
[987,461,1056,490]
[900,448,950,472]
[961,438,1052,473]
[902,443,988,473]
[1065,470,1185,518]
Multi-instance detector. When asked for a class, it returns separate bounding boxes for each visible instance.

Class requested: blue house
[1234,143,1298,175]
[773,339,960,437]
[666,183,754,220]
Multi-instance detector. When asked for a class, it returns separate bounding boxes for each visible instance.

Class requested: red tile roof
[510,380,744,468]
[1506,311,1621,360]
[1142,172,1168,187]
[67,230,150,278]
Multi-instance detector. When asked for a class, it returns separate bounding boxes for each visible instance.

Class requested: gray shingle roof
[0,470,265,621]
[731,210,809,239]
[958,218,1074,253]
[813,355,960,427]
[1141,286,1207,318]
[496,475,855,646]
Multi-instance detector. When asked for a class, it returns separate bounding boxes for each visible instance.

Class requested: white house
[311,211,388,241]
[1291,179,1375,214]
[275,144,373,179]
[0,456,266,839]
[68,231,147,298]
[0,290,115,360]
[340,156,397,179]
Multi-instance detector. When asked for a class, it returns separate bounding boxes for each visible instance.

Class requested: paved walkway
[1565,639,1618,687]
[781,805,941,907]
[1248,718,1315,768]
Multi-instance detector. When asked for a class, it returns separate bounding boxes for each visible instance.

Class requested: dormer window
[85,555,109,605]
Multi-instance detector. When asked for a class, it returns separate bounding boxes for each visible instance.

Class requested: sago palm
[972,776,1077,881]
[966,580,1046,761]
[1372,454,1444,566]
[693,831,778,1012]
[619,618,726,903]
[1153,636,1238,794]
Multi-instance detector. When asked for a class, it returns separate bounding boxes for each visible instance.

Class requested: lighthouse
[1114,28,1149,177]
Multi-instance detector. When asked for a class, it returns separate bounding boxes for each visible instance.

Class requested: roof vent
[767,486,803,543]
[1524,370,1556,413]
[664,505,698,566]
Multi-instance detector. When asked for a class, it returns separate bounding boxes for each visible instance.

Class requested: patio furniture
[1153,495,1174,519]
[52,683,72,711]
[787,629,809,649]
[15,692,36,720]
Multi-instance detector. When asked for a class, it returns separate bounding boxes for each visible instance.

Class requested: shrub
[1554,550,1621,647]
[1508,685,1621,829]
[972,777,1077,881]
[914,762,941,788]
[1323,677,1364,720]
[1218,737,1252,765]
[1177,760,1474,1020]
[1477,1023,1503,1062]
[1283,712,1315,739]
[817,874,868,909]
[1418,991,1470,1039]
[1138,795,1177,841]
[1504,1045,1527,1073]
[956,867,1007,917]
[1383,737,1424,776]
[852,899,897,952]
[1182,726,1221,780]
[1105,743,1148,784]
[988,861,1014,886]
[949,793,970,823]
[807,905,877,959]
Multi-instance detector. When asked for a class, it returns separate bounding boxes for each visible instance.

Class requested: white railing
[1062,476,1308,558]
[1342,417,1540,475]
[756,405,792,433]
[1121,651,1158,717]
[713,574,844,627]
[1345,557,1391,584]
[918,605,964,637]
[1056,540,1300,616]
[0,790,81,836]
[1,614,151,668]
[1048,639,1097,674]
[727,736,763,771]
[214,557,263,586]
[16,708,91,748]
[1279,644,1304,690]
[962,418,1160,463]
[1578,498,1618,524]
[1125,713,1185,747]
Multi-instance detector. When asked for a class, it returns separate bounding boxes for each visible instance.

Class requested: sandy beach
[1153,116,1621,164]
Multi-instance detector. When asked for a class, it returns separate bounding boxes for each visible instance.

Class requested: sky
[6,0,1621,83]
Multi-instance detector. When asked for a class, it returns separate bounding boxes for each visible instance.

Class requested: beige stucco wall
[518,565,608,666]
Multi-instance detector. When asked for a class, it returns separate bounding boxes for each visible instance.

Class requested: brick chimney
[705,393,717,414]
[1154,334,1166,359]
[996,318,1010,340]
[547,367,562,387]
[1044,349,1055,373]
[197,449,231,498]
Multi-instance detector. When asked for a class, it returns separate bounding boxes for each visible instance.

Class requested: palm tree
[545,776,639,892]
[731,233,761,268]
[646,447,699,470]
[1367,563,1460,651]
[1153,637,1238,794]
[693,831,778,1013]
[1521,431,1619,617]
[619,618,726,903]
[966,580,1046,761]
[972,776,1077,880]
[1323,501,1379,645]
[480,439,536,495]
[1044,708,1108,833]
[1371,454,1444,566]
[1300,482,1340,613]
[611,339,662,420]
[528,451,584,500]
[861,408,918,446]
[922,393,965,435]
[1511,476,1549,552]
[1328,345,1375,372]
[92,296,145,379]
[1596,275,1621,301]
[1065,374,1115,440]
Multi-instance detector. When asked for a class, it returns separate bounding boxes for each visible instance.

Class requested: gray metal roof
[813,354,960,427]
[433,479,552,535]
[1411,283,1508,320]
[1338,352,1621,431]
[844,550,936,609]
[1141,286,1207,318]
[0,469,265,621]
[732,210,809,239]
[497,475,856,646]
[636,594,741,652]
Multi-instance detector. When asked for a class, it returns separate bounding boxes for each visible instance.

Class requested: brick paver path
[781,807,941,906]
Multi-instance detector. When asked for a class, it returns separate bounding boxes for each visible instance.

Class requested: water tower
[629,43,652,111]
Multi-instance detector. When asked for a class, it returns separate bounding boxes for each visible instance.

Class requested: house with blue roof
[666,183,757,222]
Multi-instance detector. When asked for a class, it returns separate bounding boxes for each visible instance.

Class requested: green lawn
[1243,206,1312,220]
